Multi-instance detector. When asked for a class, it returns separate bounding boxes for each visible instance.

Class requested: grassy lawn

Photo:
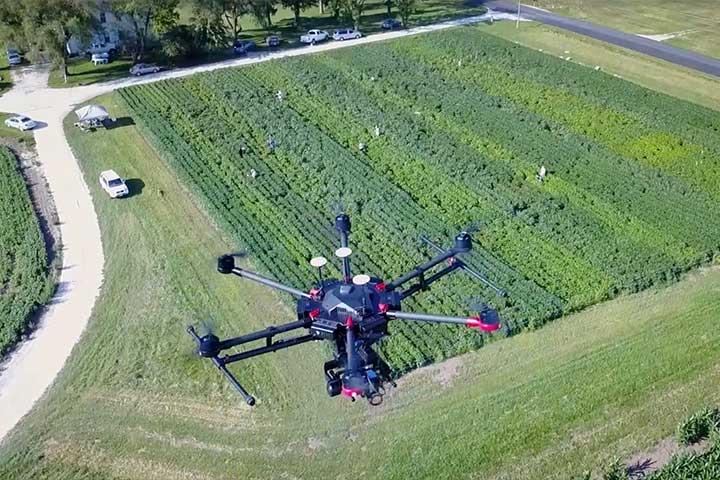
[529,0,720,59]
[0,77,719,477]
[47,57,134,88]
[49,0,485,88]
[486,21,720,110]
[0,113,35,148]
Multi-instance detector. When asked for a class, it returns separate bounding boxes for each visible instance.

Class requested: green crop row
[0,147,53,356]
[118,27,720,372]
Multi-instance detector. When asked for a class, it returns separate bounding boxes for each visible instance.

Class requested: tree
[251,0,277,29]
[191,0,250,45]
[111,0,179,63]
[384,0,392,16]
[325,0,344,19]
[280,0,317,26]
[0,0,95,84]
[343,0,365,30]
[396,0,416,27]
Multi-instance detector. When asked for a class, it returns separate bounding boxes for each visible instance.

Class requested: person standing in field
[537,165,547,182]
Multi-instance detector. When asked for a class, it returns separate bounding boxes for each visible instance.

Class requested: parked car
[99,170,129,198]
[266,35,281,47]
[129,63,160,76]
[91,52,109,66]
[300,30,329,44]
[333,29,362,41]
[381,18,403,29]
[7,53,21,66]
[233,40,255,55]
[85,42,117,57]
[4,116,36,131]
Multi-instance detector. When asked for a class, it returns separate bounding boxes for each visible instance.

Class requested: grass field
[3,21,720,480]
[119,26,720,370]
[0,92,718,479]
[487,21,720,110]
[529,0,720,59]
[0,147,53,356]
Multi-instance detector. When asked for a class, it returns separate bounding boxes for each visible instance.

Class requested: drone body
[188,214,503,406]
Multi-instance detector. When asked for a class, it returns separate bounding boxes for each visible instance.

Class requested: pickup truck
[300,30,329,45]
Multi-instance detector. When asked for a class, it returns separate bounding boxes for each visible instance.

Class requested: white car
[129,63,160,76]
[4,116,36,131]
[91,53,109,66]
[332,29,362,41]
[99,170,129,198]
[300,30,329,44]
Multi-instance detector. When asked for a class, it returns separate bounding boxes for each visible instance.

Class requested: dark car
[381,18,402,30]
[266,35,281,47]
[233,40,255,55]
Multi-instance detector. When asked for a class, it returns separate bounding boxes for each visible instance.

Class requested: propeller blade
[198,316,218,337]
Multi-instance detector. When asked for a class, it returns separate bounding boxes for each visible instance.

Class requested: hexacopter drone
[188,213,504,406]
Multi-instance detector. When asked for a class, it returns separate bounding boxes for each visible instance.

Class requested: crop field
[0,146,52,355]
[2,55,720,476]
[119,27,720,372]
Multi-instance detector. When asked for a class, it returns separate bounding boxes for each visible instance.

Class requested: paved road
[483,1,720,78]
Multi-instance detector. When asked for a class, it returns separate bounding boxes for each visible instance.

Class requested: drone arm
[421,236,505,296]
[218,319,309,351]
[227,266,311,299]
[213,357,256,406]
[221,334,316,364]
[385,310,501,332]
[399,262,461,300]
[386,249,457,291]
[187,326,257,405]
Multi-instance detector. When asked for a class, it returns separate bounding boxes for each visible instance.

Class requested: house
[65,8,139,57]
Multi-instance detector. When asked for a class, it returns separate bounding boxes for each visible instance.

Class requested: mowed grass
[0,91,719,479]
[47,57,135,88]
[0,113,35,147]
[529,0,720,59]
[487,21,720,110]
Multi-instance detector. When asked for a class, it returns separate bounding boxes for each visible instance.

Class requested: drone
[188,213,505,406]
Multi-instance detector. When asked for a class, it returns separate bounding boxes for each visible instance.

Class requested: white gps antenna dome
[352,274,371,286]
[335,247,352,258]
[310,256,328,268]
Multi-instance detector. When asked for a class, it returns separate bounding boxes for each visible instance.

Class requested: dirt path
[0,11,508,443]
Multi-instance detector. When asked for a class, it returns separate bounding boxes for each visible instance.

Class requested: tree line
[0,0,418,83]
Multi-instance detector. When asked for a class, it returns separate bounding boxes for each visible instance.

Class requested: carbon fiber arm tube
[231,267,311,298]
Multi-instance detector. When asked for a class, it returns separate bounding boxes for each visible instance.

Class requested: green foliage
[160,24,205,59]
[0,0,95,83]
[111,0,180,61]
[677,407,720,446]
[117,27,720,372]
[0,147,53,356]
[396,0,416,26]
[602,459,629,480]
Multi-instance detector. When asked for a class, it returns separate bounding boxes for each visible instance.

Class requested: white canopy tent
[75,104,110,122]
